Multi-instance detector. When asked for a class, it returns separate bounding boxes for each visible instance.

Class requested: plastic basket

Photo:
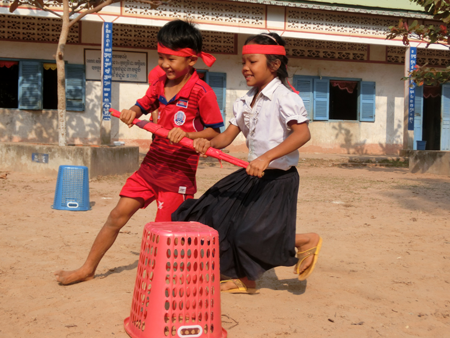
[124,222,227,338]
[52,165,90,211]
[416,140,427,150]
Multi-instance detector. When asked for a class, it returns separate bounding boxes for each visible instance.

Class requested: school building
[1,0,450,155]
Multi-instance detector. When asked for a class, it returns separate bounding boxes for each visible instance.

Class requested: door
[414,85,424,150]
[441,84,450,150]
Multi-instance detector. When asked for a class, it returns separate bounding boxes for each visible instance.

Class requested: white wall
[0,33,406,155]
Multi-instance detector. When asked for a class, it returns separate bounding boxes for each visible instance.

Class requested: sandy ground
[1,155,449,338]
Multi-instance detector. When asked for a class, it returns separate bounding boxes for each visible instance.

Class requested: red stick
[110,108,249,169]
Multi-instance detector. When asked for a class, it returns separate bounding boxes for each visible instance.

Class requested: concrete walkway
[196,151,409,168]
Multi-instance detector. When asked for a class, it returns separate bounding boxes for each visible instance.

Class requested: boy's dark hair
[244,33,289,88]
[157,19,203,54]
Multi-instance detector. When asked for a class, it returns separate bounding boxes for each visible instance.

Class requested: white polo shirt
[230,77,309,170]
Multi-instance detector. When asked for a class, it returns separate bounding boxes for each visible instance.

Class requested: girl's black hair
[157,19,203,54]
[244,33,289,88]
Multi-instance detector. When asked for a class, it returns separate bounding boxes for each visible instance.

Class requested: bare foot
[294,233,321,275]
[220,277,256,291]
[54,268,94,285]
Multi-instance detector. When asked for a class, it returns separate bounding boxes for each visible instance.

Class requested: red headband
[242,43,299,95]
[242,44,286,56]
[157,43,216,67]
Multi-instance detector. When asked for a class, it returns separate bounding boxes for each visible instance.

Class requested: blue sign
[408,47,417,131]
[102,22,113,121]
[32,153,49,163]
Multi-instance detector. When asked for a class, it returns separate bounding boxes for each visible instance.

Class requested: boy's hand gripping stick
[109,108,249,169]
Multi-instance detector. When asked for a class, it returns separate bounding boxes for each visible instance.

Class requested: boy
[55,20,224,285]
[147,65,166,125]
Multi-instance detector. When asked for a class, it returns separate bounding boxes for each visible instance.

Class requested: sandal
[220,279,259,294]
[296,237,323,281]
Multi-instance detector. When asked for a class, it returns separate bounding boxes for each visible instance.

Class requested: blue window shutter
[66,64,85,111]
[205,72,226,132]
[413,85,424,149]
[441,84,450,150]
[313,78,329,121]
[19,61,42,110]
[359,81,376,122]
[293,76,313,119]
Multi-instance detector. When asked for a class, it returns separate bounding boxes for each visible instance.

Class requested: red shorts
[120,172,193,222]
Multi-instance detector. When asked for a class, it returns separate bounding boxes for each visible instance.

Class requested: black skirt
[172,167,299,281]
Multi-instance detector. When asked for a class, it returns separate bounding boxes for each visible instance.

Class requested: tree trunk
[56,0,70,146]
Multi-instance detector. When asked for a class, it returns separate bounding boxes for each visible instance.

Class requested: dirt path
[0,157,449,337]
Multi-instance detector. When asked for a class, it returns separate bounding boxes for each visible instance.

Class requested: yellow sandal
[296,237,323,281]
[220,279,259,294]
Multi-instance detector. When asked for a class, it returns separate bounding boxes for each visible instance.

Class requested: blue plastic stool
[52,165,91,211]
[416,140,427,150]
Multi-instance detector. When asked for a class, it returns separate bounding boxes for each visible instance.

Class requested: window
[0,61,19,108]
[293,75,376,122]
[43,63,58,110]
[0,59,85,111]
[330,80,358,120]
[198,70,227,133]
[205,72,227,132]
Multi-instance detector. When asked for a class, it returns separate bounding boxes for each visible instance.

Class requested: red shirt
[135,70,224,194]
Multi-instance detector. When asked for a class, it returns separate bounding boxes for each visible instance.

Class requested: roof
[231,0,432,19]
[288,0,423,11]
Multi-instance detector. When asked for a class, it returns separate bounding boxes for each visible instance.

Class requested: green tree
[386,0,450,86]
[9,0,169,146]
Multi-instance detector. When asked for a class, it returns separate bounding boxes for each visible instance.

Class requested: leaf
[9,0,20,12]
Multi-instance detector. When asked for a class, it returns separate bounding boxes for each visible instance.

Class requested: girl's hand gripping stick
[109,108,249,169]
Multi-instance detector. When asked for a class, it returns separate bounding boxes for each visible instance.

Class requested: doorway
[422,86,441,150]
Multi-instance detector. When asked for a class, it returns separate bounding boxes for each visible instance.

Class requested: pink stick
[110,108,249,169]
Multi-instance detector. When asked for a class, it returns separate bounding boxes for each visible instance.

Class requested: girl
[172,33,322,294]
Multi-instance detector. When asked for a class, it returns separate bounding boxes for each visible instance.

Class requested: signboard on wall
[101,22,113,121]
[85,49,148,83]
[32,153,49,164]
[407,47,417,131]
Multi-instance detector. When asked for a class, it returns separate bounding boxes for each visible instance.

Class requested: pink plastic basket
[124,222,227,338]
